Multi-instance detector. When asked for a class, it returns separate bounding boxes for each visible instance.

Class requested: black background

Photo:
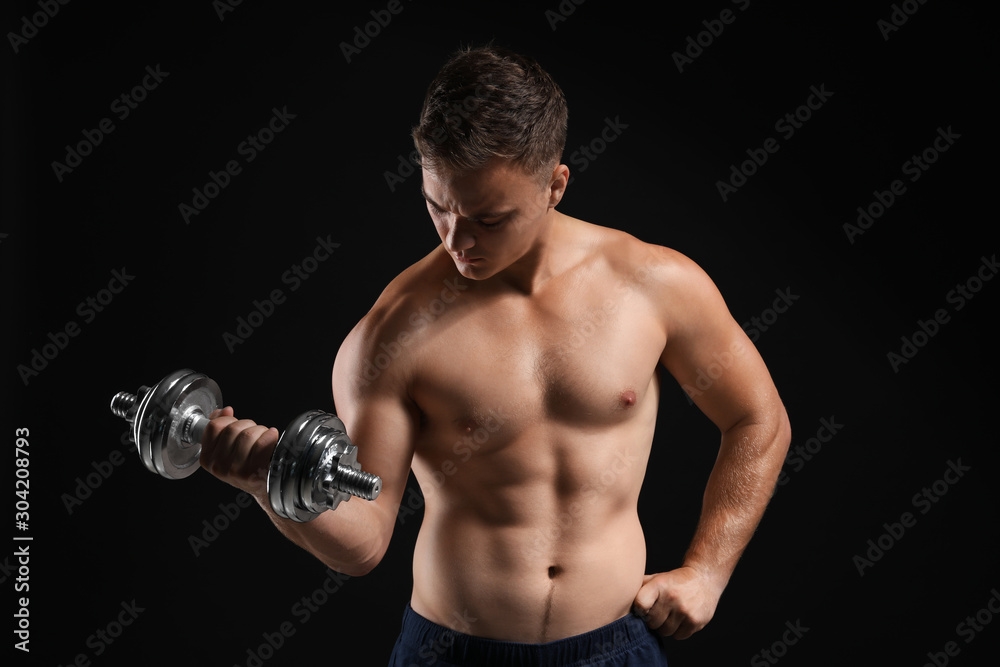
[3,1,997,665]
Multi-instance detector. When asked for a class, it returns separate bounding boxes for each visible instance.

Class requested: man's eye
[478,213,512,228]
[428,201,506,227]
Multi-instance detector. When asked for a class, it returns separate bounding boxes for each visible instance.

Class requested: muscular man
[200,46,791,665]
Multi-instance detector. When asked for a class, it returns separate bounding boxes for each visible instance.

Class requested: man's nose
[446,221,476,252]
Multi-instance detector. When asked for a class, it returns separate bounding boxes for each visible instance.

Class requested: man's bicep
[331,325,418,532]
[659,257,782,433]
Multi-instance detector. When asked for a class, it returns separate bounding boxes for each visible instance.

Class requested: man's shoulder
[573,221,733,346]
[335,245,460,392]
[347,245,460,344]
[573,218,699,287]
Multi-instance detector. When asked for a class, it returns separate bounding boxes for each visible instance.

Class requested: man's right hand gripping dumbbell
[199,404,278,498]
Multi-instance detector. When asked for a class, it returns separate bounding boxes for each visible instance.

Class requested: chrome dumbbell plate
[268,410,362,523]
[133,369,222,479]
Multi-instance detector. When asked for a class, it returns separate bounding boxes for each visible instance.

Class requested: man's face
[421,159,557,280]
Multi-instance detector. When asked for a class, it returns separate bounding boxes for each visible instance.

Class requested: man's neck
[493,211,571,296]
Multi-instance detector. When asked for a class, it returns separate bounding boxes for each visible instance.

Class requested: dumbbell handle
[111,390,380,502]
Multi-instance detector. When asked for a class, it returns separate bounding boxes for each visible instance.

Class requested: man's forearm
[254,492,388,577]
[683,411,791,589]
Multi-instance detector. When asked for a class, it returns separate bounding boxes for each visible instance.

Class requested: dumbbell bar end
[110,369,222,480]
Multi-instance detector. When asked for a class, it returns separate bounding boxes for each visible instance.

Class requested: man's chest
[408,287,666,433]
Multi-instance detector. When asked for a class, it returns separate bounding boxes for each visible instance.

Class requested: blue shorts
[388,604,669,666]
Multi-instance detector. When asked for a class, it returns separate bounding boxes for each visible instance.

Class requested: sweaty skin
[199,159,791,644]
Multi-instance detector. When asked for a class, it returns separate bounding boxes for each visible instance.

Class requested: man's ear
[547,163,570,209]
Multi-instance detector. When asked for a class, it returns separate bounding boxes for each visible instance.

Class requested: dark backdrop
[3,1,997,665]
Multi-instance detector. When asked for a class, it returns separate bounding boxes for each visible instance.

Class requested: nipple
[621,390,637,408]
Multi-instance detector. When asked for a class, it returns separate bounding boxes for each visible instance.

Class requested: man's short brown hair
[412,45,568,181]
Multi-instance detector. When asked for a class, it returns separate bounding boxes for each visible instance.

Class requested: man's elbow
[337,559,378,578]
[310,517,392,578]
[774,402,792,454]
[320,541,386,578]
[723,400,791,453]
[350,542,388,577]
[345,526,393,577]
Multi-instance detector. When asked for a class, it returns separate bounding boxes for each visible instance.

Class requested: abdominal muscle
[408,469,649,643]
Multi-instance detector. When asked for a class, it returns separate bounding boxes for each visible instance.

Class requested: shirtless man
[200,46,791,665]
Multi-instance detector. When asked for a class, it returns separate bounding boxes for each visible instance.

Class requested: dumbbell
[110,368,381,522]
